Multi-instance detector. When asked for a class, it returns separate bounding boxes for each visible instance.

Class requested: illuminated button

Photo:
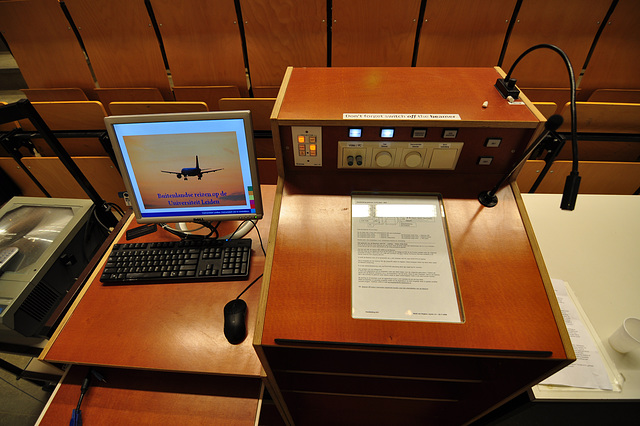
[380,128,395,138]
[309,136,317,143]
[297,135,306,143]
[309,144,317,156]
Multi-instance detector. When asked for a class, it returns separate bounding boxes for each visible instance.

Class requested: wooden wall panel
[579,0,640,97]
[332,0,421,67]
[241,0,327,87]
[416,0,515,67]
[64,0,172,100]
[150,0,249,96]
[501,0,611,88]
[0,0,95,93]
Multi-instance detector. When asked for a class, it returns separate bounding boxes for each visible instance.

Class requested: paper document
[351,194,462,323]
[540,279,613,390]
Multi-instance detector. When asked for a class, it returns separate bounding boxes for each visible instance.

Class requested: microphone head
[545,114,563,131]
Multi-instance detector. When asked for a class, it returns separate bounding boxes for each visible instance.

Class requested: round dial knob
[375,151,393,167]
[404,151,422,168]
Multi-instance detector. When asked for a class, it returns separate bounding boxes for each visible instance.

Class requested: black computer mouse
[223,298,247,344]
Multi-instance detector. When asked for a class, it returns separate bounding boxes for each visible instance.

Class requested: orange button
[309,136,317,143]
[297,135,306,144]
[309,144,317,156]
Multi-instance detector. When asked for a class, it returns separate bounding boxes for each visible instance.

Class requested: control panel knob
[375,151,392,167]
[404,151,422,168]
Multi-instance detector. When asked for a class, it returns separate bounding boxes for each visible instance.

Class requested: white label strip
[343,113,461,120]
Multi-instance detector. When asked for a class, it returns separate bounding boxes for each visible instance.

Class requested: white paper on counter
[540,279,613,390]
[351,194,462,323]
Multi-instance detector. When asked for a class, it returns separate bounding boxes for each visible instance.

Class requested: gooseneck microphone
[494,43,580,210]
[478,114,563,208]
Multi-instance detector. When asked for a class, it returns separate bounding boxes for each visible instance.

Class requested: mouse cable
[227,220,266,256]
[252,220,266,256]
[235,273,264,300]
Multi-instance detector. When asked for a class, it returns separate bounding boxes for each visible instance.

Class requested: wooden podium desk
[252,67,575,425]
[36,185,276,425]
[254,182,574,426]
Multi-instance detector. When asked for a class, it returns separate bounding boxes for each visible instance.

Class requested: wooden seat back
[416,0,513,67]
[149,0,248,96]
[587,89,640,103]
[518,160,640,195]
[240,0,327,87]
[63,0,172,99]
[18,101,109,157]
[501,0,611,87]
[20,156,126,211]
[532,102,558,119]
[108,102,208,116]
[0,0,95,94]
[579,0,640,97]
[21,88,89,102]
[218,98,276,158]
[558,102,640,134]
[173,86,241,111]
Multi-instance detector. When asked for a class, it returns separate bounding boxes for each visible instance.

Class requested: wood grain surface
[41,185,276,377]
[261,182,567,359]
[38,365,261,425]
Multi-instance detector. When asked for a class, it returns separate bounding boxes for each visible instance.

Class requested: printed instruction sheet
[351,194,462,323]
[539,279,615,390]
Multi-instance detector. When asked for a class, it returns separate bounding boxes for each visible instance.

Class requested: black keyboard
[100,238,252,284]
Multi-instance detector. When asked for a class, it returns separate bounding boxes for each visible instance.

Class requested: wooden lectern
[254,67,574,425]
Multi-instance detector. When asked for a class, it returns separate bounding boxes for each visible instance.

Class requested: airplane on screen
[161,156,223,180]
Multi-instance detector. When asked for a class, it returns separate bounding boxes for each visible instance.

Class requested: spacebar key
[125,272,163,280]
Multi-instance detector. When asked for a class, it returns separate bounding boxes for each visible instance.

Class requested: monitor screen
[105,111,263,224]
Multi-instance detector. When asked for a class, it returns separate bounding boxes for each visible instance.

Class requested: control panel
[292,126,322,167]
[337,141,463,170]
[275,67,542,195]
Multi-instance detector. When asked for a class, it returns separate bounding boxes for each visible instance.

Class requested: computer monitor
[105,111,263,230]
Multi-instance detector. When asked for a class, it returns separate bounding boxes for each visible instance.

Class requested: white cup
[608,317,640,354]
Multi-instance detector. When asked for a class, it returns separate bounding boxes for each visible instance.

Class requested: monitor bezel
[105,110,264,225]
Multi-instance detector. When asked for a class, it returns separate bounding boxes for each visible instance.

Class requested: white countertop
[522,193,640,400]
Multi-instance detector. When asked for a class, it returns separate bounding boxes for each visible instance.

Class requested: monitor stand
[174,220,256,240]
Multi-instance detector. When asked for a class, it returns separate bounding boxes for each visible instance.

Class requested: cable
[235,273,263,300]
[222,220,256,240]
[193,219,220,239]
[232,220,266,299]
[252,220,266,256]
